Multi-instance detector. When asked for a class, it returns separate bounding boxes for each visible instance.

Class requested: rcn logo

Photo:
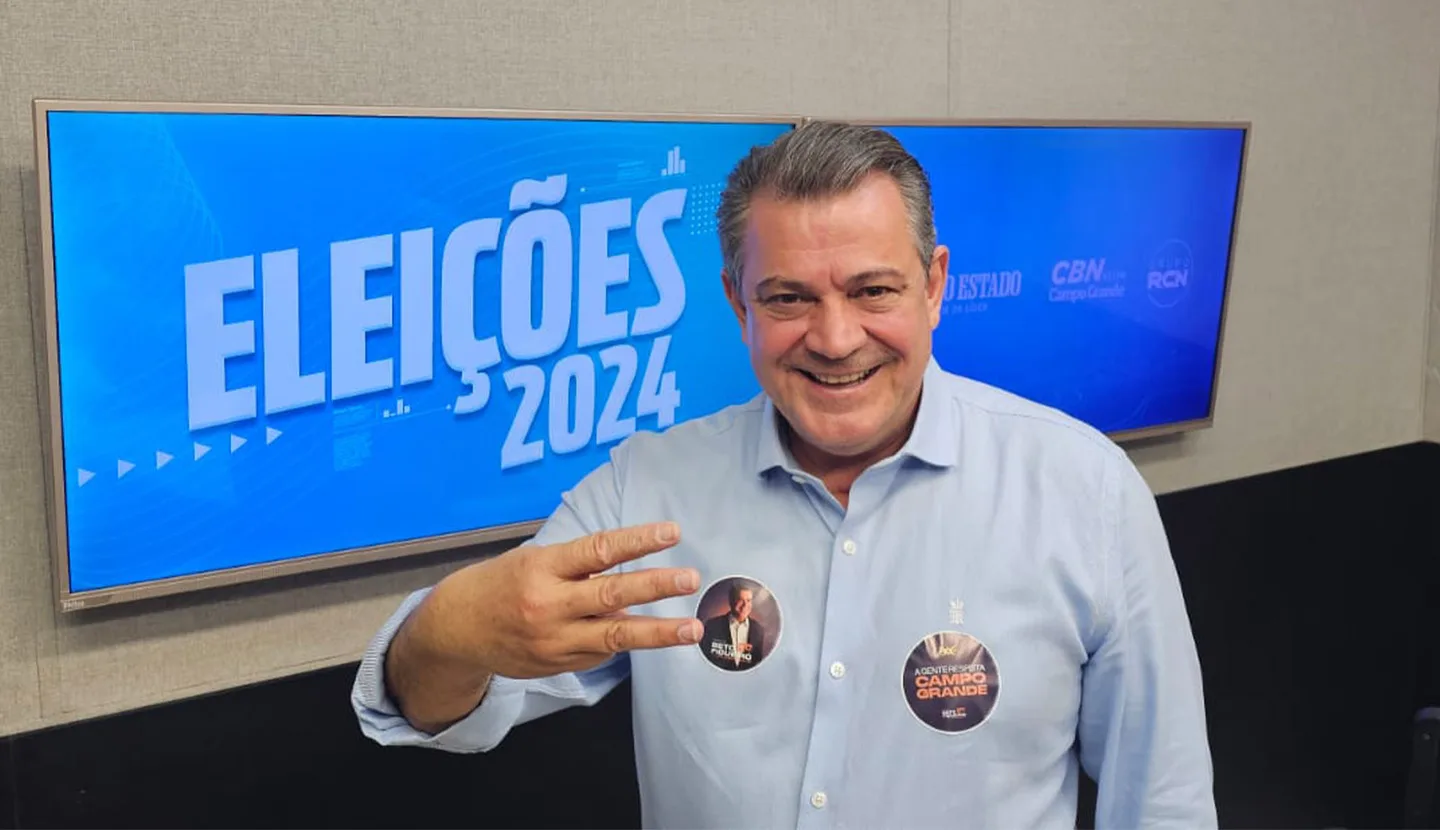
[1146,239,1193,309]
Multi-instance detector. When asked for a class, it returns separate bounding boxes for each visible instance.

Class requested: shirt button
[841,539,857,555]
[829,661,846,679]
[811,791,828,809]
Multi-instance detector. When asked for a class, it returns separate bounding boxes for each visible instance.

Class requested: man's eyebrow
[752,269,908,296]
[752,276,811,296]
[843,268,908,286]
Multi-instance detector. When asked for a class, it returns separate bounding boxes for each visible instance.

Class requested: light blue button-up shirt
[353,361,1216,829]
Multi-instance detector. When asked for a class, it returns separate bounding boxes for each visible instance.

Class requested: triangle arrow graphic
[156,450,173,469]
[266,427,281,445]
[230,434,246,452]
[117,459,135,478]
[77,469,94,487]
[194,442,210,460]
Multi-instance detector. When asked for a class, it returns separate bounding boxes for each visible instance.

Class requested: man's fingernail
[656,522,679,543]
[675,570,699,592]
[677,620,700,643]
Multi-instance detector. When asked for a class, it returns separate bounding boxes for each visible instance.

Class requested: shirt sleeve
[1078,452,1218,829]
[350,446,632,754]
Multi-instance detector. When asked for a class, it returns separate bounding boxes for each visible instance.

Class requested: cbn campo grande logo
[1048,258,1126,303]
[941,269,1022,316]
[1146,239,1193,309]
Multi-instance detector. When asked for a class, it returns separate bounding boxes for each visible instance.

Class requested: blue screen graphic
[882,124,1244,434]
[46,110,790,592]
[45,112,1243,594]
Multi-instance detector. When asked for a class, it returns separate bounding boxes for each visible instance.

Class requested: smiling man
[353,120,1216,829]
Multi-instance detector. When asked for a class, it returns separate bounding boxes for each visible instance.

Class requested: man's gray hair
[716,120,936,292]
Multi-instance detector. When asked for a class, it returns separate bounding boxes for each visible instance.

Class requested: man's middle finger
[569,567,701,618]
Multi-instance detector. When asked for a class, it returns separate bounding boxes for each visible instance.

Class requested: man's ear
[721,270,749,344]
[925,245,949,330]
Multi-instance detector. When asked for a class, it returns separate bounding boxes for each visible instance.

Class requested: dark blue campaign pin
[694,575,781,672]
[902,631,1001,733]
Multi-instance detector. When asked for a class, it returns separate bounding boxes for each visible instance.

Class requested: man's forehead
[739,183,915,285]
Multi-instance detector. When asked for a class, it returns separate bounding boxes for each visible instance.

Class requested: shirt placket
[794,471,883,829]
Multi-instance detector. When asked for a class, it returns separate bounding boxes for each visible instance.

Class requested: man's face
[732,589,754,621]
[724,172,948,462]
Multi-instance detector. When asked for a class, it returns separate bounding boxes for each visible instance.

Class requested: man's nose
[804,297,866,360]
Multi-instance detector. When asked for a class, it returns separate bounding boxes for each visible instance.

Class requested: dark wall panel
[1161,441,1438,828]
[10,671,640,829]
[1,739,16,830]
[4,442,1437,829]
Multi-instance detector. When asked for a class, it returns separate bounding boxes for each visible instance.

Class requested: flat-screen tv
[33,103,1246,610]
[33,101,797,609]
[878,121,1247,438]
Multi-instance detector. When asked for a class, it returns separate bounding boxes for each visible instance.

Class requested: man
[699,579,767,670]
[353,121,1216,828]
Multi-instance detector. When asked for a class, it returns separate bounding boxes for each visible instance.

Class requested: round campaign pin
[694,575,782,673]
[901,630,1001,733]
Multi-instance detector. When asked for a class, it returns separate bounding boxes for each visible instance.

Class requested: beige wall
[1,0,1438,737]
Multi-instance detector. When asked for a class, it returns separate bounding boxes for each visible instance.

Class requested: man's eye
[859,286,895,298]
[766,294,803,305]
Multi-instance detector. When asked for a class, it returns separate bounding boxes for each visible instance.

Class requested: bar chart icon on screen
[661,146,686,176]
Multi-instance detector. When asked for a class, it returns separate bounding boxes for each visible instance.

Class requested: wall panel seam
[1424,53,1440,440]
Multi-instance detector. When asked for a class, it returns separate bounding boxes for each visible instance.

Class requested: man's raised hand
[387,519,701,735]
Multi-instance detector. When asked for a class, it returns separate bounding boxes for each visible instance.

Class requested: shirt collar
[753,358,959,478]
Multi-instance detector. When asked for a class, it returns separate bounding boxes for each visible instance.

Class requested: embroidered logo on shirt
[949,599,965,626]
[902,630,1000,733]
[694,575,782,673]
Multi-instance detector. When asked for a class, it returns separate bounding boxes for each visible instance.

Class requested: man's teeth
[810,368,873,386]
